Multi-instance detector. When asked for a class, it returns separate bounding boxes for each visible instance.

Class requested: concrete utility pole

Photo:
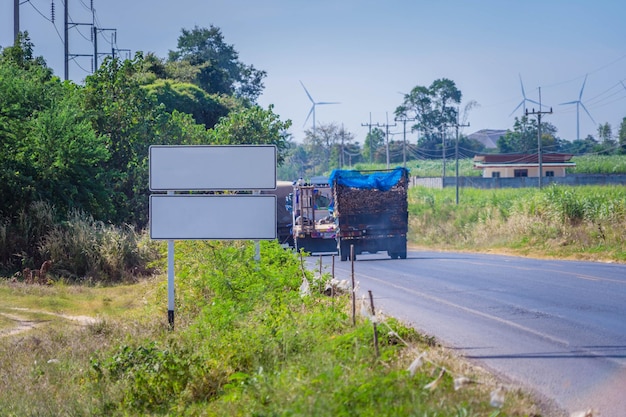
[452,115,470,205]
[377,112,396,169]
[526,87,552,189]
[361,113,375,163]
[395,115,416,168]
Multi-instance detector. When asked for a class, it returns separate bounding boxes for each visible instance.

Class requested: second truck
[330,167,409,261]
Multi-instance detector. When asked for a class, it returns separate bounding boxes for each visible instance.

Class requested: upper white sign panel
[149,145,277,191]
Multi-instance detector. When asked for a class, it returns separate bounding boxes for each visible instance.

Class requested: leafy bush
[91,341,220,413]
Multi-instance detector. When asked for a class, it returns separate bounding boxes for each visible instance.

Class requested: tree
[559,135,598,155]
[168,25,266,102]
[27,84,111,218]
[1,32,50,75]
[362,127,385,163]
[396,78,462,159]
[0,42,110,220]
[83,54,214,226]
[596,122,617,154]
[303,123,355,173]
[278,140,311,180]
[619,117,626,154]
[142,80,230,129]
[497,116,558,154]
[209,104,292,165]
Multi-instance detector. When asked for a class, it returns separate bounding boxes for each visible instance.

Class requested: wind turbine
[300,81,339,136]
[509,74,541,116]
[559,74,595,140]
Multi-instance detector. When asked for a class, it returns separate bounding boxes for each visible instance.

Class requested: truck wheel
[399,251,407,259]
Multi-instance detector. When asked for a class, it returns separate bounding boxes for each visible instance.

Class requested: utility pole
[453,113,469,205]
[64,0,93,80]
[13,0,19,44]
[93,27,116,70]
[376,112,396,169]
[64,0,69,80]
[395,115,415,168]
[526,87,552,189]
[361,113,375,164]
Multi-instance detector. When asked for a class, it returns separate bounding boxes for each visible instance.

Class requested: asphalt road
[309,250,626,417]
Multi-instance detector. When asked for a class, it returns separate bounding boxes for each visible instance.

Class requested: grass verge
[0,240,544,416]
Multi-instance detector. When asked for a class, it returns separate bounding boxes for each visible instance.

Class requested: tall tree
[0,41,110,219]
[619,117,626,154]
[209,104,292,165]
[396,78,462,158]
[303,123,355,173]
[142,80,230,129]
[362,127,385,163]
[597,122,616,154]
[83,54,214,226]
[168,25,266,102]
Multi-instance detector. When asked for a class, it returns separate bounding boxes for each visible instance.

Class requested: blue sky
[3,0,626,145]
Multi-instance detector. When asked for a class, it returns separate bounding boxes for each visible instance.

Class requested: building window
[545,171,555,177]
[514,169,528,177]
[491,172,501,178]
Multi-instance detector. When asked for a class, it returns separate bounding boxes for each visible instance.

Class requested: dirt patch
[0,308,97,338]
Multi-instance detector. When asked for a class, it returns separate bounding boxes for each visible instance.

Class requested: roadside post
[149,145,277,329]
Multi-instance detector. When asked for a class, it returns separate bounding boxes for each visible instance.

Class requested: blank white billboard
[150,194,276,240]
[149,145,276,191]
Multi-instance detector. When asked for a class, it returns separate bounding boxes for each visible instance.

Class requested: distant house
[467,129,508,149]
[473,153,576,178]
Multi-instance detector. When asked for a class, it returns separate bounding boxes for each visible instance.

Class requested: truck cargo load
[330,167,409,261]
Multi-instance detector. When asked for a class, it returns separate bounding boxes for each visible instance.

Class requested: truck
[330,167,409,261]
[287,176,338,254]
[261,181,295,246]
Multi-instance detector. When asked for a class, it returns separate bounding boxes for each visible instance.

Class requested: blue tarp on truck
[328,167,407,191]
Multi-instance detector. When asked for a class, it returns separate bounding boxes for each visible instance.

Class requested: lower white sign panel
[150,194,276,240]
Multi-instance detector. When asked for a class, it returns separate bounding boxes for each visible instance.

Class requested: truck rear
[330,168,409,261]
[288,177,338,254]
